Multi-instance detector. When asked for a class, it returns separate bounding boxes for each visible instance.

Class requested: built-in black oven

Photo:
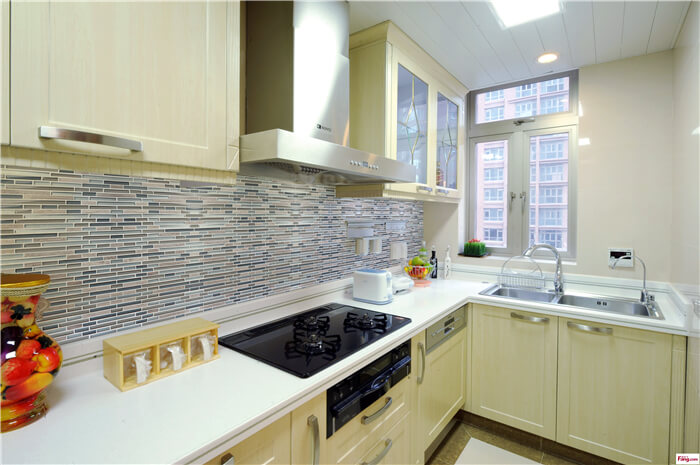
[326,340,411,437]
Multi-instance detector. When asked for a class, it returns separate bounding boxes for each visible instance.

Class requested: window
[541,95,567,114]
[472,72,575,125]
[484,90,504,102]
[515,83,537,98]
[484,167,504,181]
[539,163,565,182]
[483,147,504,161]
[541,78,565,93]
[484,208,504,221]
[484,106,504,122]
[540,186,564,203]
[484,188,504,201]
[515,100,536,117]
[471,71,577,257]
[484,228,503,242]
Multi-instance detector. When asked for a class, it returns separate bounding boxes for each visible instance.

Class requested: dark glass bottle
[430,245,438,279]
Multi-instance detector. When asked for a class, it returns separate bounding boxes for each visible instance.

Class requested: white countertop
[1,275,689,465]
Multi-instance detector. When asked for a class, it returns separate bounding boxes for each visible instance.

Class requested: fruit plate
[404,265,434,286]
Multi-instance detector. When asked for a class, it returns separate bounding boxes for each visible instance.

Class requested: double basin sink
[480,285,664,320]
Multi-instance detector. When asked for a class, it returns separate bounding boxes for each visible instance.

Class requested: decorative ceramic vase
[1,273,62,433]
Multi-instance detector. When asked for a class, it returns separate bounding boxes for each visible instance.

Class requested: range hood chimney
[239,1,416,185]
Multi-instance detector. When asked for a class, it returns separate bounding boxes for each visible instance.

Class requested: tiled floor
[427,422,580,465]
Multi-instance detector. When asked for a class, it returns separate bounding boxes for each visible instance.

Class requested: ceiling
[348,1,692,91]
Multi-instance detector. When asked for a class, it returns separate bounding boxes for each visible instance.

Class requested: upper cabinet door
[435,92,461,199]
[10,1,235,171]
[396,63,429,186]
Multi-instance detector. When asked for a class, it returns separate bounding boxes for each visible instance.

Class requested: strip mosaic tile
[0,165,423,344]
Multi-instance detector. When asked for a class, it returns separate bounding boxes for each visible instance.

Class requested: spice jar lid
[1,273,51,288]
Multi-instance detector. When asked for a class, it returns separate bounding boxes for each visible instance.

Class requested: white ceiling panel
[593,2,625,63]
[647,1,692,53]
[561,1,597,67]
[348,0,692,92]
[620,1,658,57]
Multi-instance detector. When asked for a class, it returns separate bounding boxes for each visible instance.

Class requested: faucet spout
[523,243,563,294]
[611,254,652,304]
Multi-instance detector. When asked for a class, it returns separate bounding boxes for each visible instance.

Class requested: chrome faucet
[523,243,564,295]
[611,254,654,304]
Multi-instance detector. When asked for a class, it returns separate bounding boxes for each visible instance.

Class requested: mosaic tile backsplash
[1,166,423,344]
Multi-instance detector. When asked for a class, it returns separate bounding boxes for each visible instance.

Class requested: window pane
[436,93,459,190]
[397,64,428,184]
[529,132,569,251]
[475,140,508,248]
[475,77,570,124]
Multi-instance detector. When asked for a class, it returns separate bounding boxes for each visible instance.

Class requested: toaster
[352,269,393,305]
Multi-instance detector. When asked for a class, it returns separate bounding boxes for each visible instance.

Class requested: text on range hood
[239,1,416,185]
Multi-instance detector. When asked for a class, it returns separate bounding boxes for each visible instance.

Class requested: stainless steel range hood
[239,1,415,185]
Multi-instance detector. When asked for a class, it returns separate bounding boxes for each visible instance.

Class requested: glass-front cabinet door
[436,93,459,196]
[396,64,429,186]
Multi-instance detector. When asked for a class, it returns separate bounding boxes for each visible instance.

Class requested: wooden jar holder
[103,318,220,391]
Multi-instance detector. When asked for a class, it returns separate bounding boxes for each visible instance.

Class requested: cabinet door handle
[38,126,143,151]
[307,414,320,465]
[361,397,392,425]
[220,453,234,465]
[510,312,549,324]
[567,321,613,335]
[436,188,450,195]
[361,439,393,465]
[417,342,426,385]
[417,185,433,193]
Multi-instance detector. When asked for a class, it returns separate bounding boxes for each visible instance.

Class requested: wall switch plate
[608,248,634,268]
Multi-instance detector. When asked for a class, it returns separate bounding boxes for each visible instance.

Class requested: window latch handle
[509,191,516,210]
[519,191,527,212]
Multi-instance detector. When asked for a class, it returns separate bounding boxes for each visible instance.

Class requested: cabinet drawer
[357,412,411,465]
[328,378,409,464]
[205,414,290,465]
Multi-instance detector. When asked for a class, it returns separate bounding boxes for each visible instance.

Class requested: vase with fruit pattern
[1,274,62,433]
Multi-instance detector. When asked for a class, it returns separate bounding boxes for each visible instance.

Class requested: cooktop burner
[219,303,411,378]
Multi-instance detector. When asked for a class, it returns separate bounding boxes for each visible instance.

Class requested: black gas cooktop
[218,303,411,378]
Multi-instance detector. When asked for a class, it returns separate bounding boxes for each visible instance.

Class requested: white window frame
[469,70,579,137]
[468,125,578,259]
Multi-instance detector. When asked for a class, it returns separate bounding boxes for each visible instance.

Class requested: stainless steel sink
[479,285,559,303]
[479,285,664,320]
[555,294,663,319]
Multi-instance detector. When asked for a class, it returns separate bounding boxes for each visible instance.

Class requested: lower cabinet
[470,304,557,439]
[557,318,673,464]
[414,312,467,453]
[327,377,409,464]
[291,392,327,465]
[205,414,291,465]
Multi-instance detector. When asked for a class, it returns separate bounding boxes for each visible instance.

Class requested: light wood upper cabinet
[470,304,558,439]
[339,21,467,203]
[557,318,673,465]
[204,414,291,465]
[10,1,240,172]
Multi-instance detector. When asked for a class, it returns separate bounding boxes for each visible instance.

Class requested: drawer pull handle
[417,342,426,385]
[38,126,143,151]
[417,185,433,193]
[567,321,613,335]
[361,397,392,425]
[361,439,393,465]
[510,312,549,324]
[220,453,234,465]
[308,414,320,465]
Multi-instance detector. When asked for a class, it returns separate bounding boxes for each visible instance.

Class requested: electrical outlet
[608,248,634,268]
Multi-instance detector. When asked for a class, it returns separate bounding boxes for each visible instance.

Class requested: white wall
[426,51,680,282]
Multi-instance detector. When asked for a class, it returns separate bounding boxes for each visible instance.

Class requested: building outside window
[484,89,504,102]
[515,100,536,117]
[484,106,504,122]
[484,208,504,221]
[515,83,537,98]
[484,228,503,242]
[484,188,504,201]
[484,167,504,181]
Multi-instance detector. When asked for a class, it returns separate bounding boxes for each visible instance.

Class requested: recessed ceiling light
[537,52,559,64]
[491,0,561,28]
